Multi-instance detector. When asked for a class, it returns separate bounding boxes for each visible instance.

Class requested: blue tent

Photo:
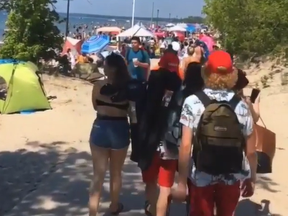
[0,59,24,64]
[186,25,196,33]
[81,35,110,54]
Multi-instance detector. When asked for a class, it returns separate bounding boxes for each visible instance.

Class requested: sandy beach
[0,59,288,215]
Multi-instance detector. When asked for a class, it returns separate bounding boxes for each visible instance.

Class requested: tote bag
[255,117,276,173]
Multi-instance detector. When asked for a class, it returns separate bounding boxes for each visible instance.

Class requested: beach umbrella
[154,31,166,38]
[200,35,215,53]
[168,25,186,32]
[81,35,110,54]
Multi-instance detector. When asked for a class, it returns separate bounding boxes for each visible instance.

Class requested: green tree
[0,0,64,63]
[203,0,288,60]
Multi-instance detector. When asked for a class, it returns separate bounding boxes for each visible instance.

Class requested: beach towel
[136,69,182,170]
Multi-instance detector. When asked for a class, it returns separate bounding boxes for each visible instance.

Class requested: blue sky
[56,0,205,18]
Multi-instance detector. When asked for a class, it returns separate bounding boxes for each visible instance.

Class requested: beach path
[0,61,287,215]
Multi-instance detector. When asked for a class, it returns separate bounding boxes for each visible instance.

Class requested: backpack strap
[141,49,146,62]
[229,94,241,110]
[194,91,211,107]
[125,48,131,63]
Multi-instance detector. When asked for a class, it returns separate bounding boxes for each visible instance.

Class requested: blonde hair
[202,67,238,90]
[187,46,195,56]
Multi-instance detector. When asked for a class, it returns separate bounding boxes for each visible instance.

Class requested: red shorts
[142,152,177,188]
[187,180,240,216]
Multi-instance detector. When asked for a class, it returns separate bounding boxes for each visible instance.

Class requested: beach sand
[0,59,287,215]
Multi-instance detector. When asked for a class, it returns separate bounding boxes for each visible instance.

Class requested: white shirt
[180,88,253,186]
[69,52,76,66]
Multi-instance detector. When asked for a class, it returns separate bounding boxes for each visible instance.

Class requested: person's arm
[252,95,260,123]
[138,51,150,69]
[246,96,260,123]
[91,84,99,111]
[178,98,194,185]
[244,106,257,183]
[181,58,188,73]
[251,103,260,123]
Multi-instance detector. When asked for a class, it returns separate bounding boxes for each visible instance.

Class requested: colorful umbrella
[81,35,110,54]
[200,35,215,53]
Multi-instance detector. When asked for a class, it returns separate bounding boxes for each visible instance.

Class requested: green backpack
[193,91,245,175]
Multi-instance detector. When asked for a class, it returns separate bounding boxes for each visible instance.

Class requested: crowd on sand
[64,30,219,74]
[84,33,262,216]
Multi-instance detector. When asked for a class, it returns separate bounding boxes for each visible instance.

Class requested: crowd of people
[86,34,260,216]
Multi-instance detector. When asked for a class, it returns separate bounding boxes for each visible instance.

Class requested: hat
[171,41,180,52]
[206,50,233,74]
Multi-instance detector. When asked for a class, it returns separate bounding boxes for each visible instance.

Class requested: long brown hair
[105,53,131,89]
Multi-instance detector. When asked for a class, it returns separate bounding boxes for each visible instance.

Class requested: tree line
[203,0,288,60]
[0,0,63,62]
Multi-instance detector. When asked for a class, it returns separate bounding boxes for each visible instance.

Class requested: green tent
[0,62,51,114]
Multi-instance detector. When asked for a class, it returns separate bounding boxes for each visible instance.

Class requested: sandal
[110,203,124,215]
[144,201,154,216]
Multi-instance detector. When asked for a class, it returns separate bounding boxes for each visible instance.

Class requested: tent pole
[131,0,135,27]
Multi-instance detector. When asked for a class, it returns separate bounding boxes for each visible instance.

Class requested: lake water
[0,12,155,39]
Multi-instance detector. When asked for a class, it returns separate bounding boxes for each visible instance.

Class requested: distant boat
[126,20,130,22]
[108,19,116,22]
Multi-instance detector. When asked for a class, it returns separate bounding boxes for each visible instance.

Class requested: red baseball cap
[206,50,233,74]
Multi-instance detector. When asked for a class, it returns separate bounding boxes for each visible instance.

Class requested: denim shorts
[89,118,130,150]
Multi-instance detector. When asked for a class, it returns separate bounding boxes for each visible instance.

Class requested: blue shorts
[89,118,130,150]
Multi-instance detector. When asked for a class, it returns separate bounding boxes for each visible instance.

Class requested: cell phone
[250,88,260,103]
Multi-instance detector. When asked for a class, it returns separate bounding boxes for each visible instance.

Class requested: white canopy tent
[176,23,188,28]
[168,25,186,32]
[117,24,154,37]
[166,23,175,27]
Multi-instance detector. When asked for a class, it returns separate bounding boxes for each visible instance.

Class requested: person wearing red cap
[174,50,257,216]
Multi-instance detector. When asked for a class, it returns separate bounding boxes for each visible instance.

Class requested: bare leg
[156,186,171,216]
[89,144,109,216]
[109,147,129,212]
[145,182,158,215]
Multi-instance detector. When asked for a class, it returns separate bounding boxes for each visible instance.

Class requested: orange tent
[62,37,83,55]
[96,26,121,35]
[151,65,185,80]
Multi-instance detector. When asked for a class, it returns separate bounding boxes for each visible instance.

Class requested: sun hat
[171,41,180,52]
[205,50,233,74]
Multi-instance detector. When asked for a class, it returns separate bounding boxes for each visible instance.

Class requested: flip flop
[144,201,154,216]
[110,203,124,215]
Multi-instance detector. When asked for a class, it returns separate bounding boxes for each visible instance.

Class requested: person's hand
[171,183,187,202]
[241,178,255,197]
[133,59,140,66]
[245,96,251,104]
[244,96,253,108]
